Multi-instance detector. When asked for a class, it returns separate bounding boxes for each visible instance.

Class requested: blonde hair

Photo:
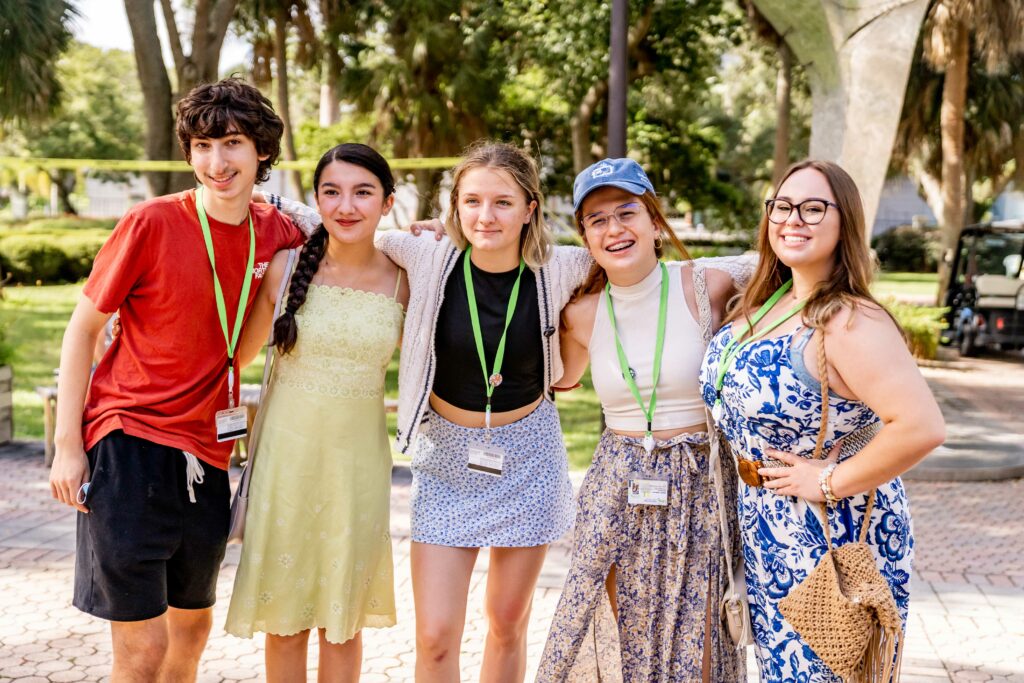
[444,140,553,269]
[569,190,690,301]
[728,159,896,331]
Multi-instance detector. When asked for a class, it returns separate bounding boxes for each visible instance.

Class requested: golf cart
[942,220,1024,356]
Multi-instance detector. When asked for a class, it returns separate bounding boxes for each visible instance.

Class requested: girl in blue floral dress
[699,160,945,682]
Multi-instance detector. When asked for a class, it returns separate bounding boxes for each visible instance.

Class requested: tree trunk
[49,171,78,215]
[572,80,608,174]
[963,166,975,227]
[772,42,793,189]
[320,48,341,126]
[274,6,305,200]
[937,20,969,303]
[413,169,443,220]
[124,0,175,197]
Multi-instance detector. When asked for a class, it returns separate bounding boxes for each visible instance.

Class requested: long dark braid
[274,225,328,354]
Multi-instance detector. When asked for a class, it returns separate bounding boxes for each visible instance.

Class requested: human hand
[758,442,840,502]
[408,218,445,240]
[49,446,91,513]
[251,190,267,204]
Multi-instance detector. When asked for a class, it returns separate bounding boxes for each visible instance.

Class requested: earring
[654,235,664,249]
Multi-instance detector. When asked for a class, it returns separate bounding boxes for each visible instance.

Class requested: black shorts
[73,430,230,622]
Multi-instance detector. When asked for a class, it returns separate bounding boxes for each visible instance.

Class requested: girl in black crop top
[433,251,544,411]
[403,142,575,683]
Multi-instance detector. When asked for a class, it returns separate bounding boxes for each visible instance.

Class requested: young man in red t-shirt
[49,78,303,681]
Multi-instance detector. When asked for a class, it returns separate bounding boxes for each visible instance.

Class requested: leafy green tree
[915,0,1024,292]
[235,0,316,199]
[123,0,238,196]
[4,43,145,214]
[893,45,1024,229]
[0,0,78,123]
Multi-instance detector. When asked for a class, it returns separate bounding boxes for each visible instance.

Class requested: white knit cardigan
[377,230,592,453]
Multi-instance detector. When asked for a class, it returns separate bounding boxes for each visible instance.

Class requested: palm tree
[339,1,502,218]
[236,0,313,200]
[919,0,1024,294]
[893,45,1024,226]
[0,0,78,122]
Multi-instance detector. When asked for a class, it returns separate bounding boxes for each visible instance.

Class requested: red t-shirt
[82,189,304,469]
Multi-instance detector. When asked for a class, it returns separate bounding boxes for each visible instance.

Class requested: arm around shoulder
[554,295,595,389]
[238,249,293,367]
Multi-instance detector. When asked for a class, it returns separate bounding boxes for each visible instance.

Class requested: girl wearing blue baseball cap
[537,158,750,681]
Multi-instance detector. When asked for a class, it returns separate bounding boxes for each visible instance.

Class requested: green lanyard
[195,185,256,409]
[605,261,669,454]
[713,279,806,405]
[464,246,526,430]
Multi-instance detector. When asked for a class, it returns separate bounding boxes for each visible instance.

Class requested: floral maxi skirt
[537,430,745,682]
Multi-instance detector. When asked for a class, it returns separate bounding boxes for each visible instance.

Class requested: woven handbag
[778,329,903,682]
[227,248,298,544]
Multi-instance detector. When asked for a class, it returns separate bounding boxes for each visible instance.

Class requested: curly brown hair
[175,78,283,183]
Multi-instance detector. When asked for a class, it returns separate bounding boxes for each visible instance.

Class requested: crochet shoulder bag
[778,328,904,682]
[227,248,298,544]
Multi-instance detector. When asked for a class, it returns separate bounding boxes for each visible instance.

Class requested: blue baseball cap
[573,158,656,211]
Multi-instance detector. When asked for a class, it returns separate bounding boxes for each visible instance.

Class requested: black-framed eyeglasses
[764,198,838,225]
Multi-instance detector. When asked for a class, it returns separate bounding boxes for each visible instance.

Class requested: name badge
[216,407,249,442]
[467,441,505,477]
[628,476,669,506]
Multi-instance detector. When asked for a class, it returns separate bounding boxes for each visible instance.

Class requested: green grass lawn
[1,284,606,469]
[872,271,939,302]
[2,284,81,438]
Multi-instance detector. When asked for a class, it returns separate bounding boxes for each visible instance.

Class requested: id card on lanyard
[606,262,671,506]
[195,186,257,442]
[464,246,526,477]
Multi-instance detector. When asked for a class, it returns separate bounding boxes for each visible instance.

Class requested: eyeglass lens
[766,199,829,225]
[584,202,642,230]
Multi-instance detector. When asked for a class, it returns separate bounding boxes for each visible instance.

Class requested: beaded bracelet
[818,463,839,505]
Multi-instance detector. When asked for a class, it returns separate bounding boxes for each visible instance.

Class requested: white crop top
[589,261,707,432]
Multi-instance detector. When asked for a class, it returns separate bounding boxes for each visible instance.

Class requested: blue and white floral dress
[699,325,914,682]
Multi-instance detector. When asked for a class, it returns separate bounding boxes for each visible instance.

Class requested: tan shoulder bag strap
[237,248,299,494]
[813,327,876,548]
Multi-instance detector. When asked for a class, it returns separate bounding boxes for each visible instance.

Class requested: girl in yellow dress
[226,143,408,681]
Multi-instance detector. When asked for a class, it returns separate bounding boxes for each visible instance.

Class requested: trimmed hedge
[872,226,941,273]
[0,228,112,283]
[884,299,947,360]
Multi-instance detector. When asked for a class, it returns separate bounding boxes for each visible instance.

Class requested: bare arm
[761,305,945,501]
[50,296,112,512]
[553,295,597,389]
[237,249,291,368]
[825,306,945,496]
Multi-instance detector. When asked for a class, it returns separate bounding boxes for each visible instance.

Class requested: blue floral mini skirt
[410,399,574,548]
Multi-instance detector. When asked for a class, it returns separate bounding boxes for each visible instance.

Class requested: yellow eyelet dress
[226,280,403,644]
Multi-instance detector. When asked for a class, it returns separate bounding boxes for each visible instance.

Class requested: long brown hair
[569,191,691,302]
[727,159,891,330]
[444,140,553,269]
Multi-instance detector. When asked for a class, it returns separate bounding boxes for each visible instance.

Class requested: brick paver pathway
[1,440,1022,682]
[2,350,1023,683]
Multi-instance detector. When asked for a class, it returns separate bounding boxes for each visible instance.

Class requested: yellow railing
[0,156,462,172]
